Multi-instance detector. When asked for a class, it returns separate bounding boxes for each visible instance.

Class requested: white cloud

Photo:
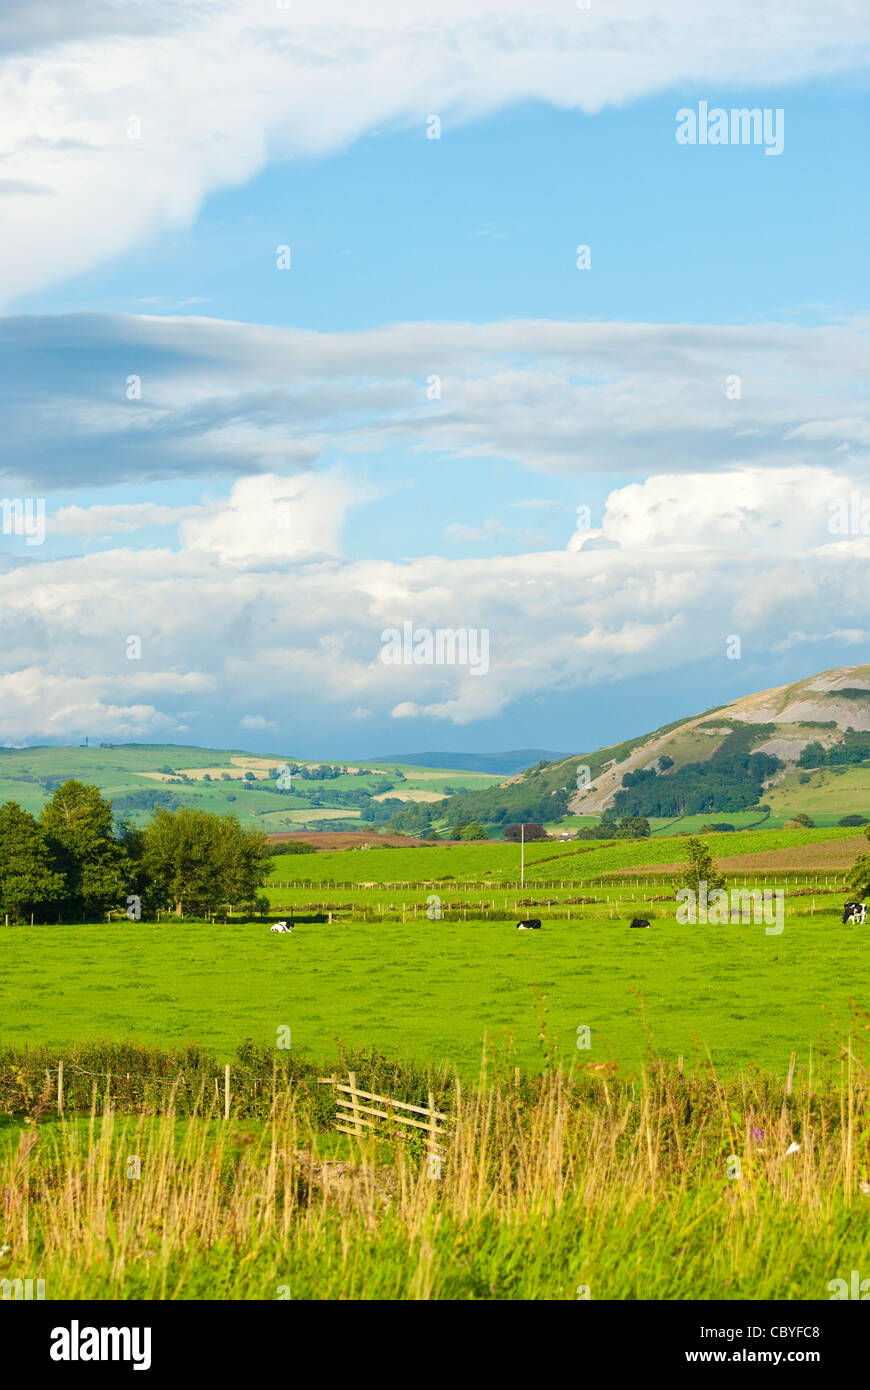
[0,1,868,301]
[0,463,868,738]
[567,466,850,552]
[52,502,199,536]
[0,668,178,742]
[179,470,373,564]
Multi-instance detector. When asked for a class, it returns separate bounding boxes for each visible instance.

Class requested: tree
[504,823,547,842]
[459,821,488,841]
[679,837,726,895]
[40,780,129,919]
[847,854,870,901]
[0,802,65,923]
[847,829,870,899]
[142,807,271,917]
[613,816,651,839]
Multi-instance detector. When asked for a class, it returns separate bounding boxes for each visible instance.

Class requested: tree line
[0,781,271,924]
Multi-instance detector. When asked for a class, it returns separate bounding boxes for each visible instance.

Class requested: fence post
[224,1063,230,1120]
[786,1052,796,1098]
[57,1059,64,1116]
[347,1071,364,1137]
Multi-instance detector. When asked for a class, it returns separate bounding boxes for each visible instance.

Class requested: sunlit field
[3,888,866,1077]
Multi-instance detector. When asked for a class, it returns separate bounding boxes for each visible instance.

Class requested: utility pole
[520,822,525,888]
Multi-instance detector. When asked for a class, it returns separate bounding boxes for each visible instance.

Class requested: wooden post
[224,1063,230,1120]
[678,1054,684,1077]
[347,1071,364,1137]
[786,1052,797,1098]
[57,1059,64,1116]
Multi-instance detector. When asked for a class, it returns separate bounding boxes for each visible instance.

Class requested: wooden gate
[318,1072,448,1151]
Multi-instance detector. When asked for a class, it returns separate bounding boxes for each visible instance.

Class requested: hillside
[0,743,501,830]
[1,668,868,837]
[409,666,870,835]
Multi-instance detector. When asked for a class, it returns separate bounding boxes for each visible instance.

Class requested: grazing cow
[629,918,650,929]
[842,902,867,925]
[270,920,294,933]
[516,919,542,931]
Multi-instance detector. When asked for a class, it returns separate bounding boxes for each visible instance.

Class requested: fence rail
[318,1071,447,1150]
[272,873,849,891]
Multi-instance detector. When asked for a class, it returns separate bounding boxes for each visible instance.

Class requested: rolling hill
[0,743,502,831]
[1,668,868,837]
[417,666,870,834]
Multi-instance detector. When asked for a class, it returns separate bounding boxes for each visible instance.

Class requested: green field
[266,825,863,885]
[0,742,499,831]
[4,825,870,1304]
[4,889,866,1078]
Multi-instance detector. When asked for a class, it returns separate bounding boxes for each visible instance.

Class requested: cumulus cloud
[0,463,868,739]
[567,466,853,552]
[179,470,374,564]
[0,0,868,302]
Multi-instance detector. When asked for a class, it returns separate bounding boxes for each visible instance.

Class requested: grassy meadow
[3,825,870,1301]
[3,1051,870,1300]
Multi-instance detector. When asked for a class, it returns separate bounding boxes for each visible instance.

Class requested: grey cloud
[0,312,866,491]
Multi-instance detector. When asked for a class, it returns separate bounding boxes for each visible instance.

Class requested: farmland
[0,742,501,832]
[3,821,870,1304]
[3,828,868,1078]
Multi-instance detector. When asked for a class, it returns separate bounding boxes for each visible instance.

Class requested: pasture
[3,827,870,1303]
[3,883,867,1078]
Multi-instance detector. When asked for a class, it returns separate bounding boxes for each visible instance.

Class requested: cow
[629,918,650,929]
[842,902,867,925]
[516,919,542,931]
[270,920,294,933]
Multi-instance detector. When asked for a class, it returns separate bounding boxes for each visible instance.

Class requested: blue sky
[0,1,867,757]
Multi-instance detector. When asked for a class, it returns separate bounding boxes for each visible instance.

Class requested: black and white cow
[516,919,542,931]
[629,918,650,929]
[842,902,867,925]
[270,920,295,933]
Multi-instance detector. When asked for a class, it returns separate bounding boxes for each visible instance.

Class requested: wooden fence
[318,1071,448,1151]
[273,873,848,892]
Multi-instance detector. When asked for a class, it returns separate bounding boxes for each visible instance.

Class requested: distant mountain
[366,750,566,776]
[409,666,870,832]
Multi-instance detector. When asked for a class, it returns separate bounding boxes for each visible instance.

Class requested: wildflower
[750,1127,763,1143]
[785,1142,801,1156]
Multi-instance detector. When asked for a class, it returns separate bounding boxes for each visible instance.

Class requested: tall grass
[2,1037,869,1300]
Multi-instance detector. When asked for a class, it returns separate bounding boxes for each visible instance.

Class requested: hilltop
[398,665,870,836]
[1,667,867,838]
